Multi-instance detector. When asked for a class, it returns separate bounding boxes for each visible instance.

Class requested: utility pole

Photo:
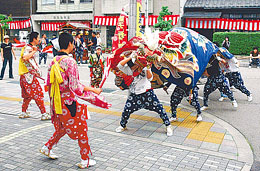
[129,0,137,40]
[145,0,148,28]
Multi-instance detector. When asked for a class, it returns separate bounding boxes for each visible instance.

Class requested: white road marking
[0,123,51,144]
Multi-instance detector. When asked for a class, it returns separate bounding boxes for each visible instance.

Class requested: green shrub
[213,32,260,55]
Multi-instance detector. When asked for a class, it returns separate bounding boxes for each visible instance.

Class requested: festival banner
[112,10,128,52]
[136,0,142,37]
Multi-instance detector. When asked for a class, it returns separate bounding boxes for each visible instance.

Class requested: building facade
[94,0,181,49]
[31,0,93,38]
[183,0,260,40]
[30,0,181,48]
[0,0,36,42]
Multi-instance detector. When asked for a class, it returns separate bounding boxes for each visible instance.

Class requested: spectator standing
[39,34,49,66]
[0,35,16,80]
[96,32,102,47]
[74,33,84,64]
[88,32,97,54]
[222,36,230,50]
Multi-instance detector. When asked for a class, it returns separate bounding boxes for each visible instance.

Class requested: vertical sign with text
[136,0,142,37]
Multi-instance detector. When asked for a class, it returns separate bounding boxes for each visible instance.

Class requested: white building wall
[37,0,93,13]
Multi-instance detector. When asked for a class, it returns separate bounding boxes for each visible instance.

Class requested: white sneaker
[41,113,51,121]
[249,66,251,68]
[230,86,235,90]
[247,94,253,102]
[166,125,173,136]
[218,97,226,102]
[196,114,203,122]
[232,100,238,108]
[257,66,260,69]
[39,145,58,159]
[201,106,209,111]
[18,112,30,119]
[169,117,177,122]
[115,126,126,133]
[77,159,96,169]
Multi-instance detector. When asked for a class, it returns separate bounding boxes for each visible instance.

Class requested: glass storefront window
[60,0,74,4]
[80,0,92,2]
[42,0,55,5]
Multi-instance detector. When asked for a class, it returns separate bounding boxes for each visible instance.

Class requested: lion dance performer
[40,32,111,169]
[18,31,50,120]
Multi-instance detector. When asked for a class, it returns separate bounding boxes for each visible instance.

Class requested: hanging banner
[112,10,128,52]
[136,0,142,37]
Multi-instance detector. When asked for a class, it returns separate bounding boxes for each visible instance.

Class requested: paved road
[0,51,259,170]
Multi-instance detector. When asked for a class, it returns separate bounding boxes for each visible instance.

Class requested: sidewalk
[0,78,253,171]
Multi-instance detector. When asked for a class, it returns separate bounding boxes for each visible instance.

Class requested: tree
[0,14,13,36]
[154,6,173,31]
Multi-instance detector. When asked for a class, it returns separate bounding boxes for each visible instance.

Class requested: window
[243,14,257,19]
[60,0,74,4]
[80,0,92,3]
[42,0,55,5]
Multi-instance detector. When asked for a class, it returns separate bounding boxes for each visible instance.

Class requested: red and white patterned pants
[45,101,91,161]
[20,75,46,114]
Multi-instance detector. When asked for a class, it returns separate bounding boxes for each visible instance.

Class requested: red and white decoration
[94,15,179,26]
[94,16,120,26]
[41,21,91,31]
[7,19,31,30]
[41,22,66,31]
[186,18,260,31]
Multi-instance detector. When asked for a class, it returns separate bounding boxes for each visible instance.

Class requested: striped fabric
[41,22,66,31]
[7,19,31,30]
[41,21,91,31]
[94,15,180,26]
[186,18,260,31]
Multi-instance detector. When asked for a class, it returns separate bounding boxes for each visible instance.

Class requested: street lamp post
[129,0,137,40]
[145,0,148,28]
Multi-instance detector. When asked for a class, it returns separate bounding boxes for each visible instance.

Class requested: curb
[177,103,254,171]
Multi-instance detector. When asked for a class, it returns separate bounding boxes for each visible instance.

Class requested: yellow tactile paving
[163,106,181,113]
[178,115,198,128]
[0,95,225,145]
[190,122,214,135]
[177,110,191,119]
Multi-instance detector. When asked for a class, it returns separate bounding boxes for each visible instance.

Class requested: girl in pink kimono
[40,33,110,169]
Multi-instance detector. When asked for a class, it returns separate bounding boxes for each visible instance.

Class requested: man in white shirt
[219,54,252,102]
[96,32,102,47]
[115,55,173,136]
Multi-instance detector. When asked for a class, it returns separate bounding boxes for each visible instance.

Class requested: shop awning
[94,15,179,26]
[41,21,91,31]
[186,18,260,31]
[185,0,260,9]
[41,22,66,31]
[59,22,91,30]
[183,12,222,18]
[3,19,32,30]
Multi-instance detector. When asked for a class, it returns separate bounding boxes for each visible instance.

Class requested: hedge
[213,32,260,55]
